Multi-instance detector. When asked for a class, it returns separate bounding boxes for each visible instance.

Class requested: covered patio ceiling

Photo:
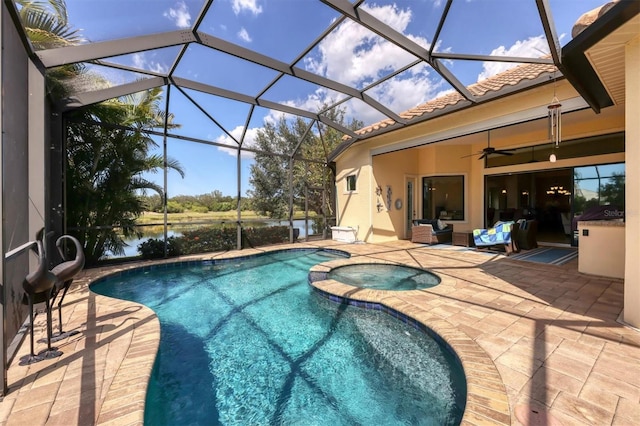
[9,0,612,158]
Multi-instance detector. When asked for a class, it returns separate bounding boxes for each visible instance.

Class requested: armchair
[411,219,453,244]
[514,219,538,250]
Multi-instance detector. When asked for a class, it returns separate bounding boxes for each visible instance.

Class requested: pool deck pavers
[1,240,639,425]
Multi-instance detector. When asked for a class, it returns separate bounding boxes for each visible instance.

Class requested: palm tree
[17,0,83,49]
[20,0,185,263]
[66,88,185,264]
[17,0,85,98]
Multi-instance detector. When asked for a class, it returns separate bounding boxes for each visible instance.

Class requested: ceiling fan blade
[494,150,514,156]
[478,152,487,160]
[461,151,482,159]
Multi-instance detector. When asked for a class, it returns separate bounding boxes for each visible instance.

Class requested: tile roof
[352,61,558,138]
[571,1,619,38]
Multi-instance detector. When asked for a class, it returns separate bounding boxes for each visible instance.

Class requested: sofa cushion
[413,219,436,227]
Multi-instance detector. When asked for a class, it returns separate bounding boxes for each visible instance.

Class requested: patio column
[623,34,640,328]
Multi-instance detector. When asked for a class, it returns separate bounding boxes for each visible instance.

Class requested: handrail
[4,240,37,260]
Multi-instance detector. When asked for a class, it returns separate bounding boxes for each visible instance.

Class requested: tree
[17,0,86,99]
[248,105,362,226]
[248,118,302,218]
[294,107,361,228]
[17,0,83,49]
[65,89,185,264]
[600,173,625,207]
[19,0,186,263]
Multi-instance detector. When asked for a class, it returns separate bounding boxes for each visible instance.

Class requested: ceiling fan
[462,130,515,160]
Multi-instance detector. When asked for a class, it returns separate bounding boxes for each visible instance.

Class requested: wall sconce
[386,185,392,210]
[501,189,507,194]
[375,185,383,212]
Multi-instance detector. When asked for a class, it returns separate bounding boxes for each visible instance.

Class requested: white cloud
[304,5,427,90]
[362,3,412,33]
[131,52,169,74]
[238,27,252,43]
[367,69,438,113]
[164,1,191,29]
[299,3,438,124]
[232,0,263,16]
[477,35,549,81]
[216,125,260,158]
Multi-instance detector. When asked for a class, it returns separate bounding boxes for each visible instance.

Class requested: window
[573,163,625,214]
[346,174,357,192]
[422,175,464,220]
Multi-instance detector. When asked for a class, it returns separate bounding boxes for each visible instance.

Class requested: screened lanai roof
[11,0,614,160]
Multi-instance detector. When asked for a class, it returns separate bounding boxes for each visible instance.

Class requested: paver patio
[1,240,638,425]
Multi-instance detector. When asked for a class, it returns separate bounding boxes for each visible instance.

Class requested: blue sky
[61,0,608,197]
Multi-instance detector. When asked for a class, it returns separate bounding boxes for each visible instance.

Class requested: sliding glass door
[485,162,625,246]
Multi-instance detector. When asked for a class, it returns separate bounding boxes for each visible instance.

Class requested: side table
[452,231,475,247]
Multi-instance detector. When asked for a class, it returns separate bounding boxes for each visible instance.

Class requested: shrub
[137,225,294,258]
[189,205,209,213]
[166,201,184,213]
[138,236,182,259]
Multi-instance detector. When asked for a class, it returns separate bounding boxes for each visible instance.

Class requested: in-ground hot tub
[327,263,441,291]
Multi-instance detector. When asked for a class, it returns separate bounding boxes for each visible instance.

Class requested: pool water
[91,249,466,425]
[327,263,441,290]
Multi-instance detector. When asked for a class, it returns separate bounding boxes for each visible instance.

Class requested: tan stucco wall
[369,150,418,242]
[335,142,372,241]
[624,34,640,328]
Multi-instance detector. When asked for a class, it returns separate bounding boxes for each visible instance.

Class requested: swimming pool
[91,249,466,425]
[327,263,441,290]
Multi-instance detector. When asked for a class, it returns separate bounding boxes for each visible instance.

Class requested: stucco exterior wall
[369,150,418,242]
[334,141,372,242]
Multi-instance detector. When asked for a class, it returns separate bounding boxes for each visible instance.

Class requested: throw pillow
[437,219,447,231]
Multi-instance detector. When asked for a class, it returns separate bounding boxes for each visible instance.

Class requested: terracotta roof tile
[349,61,558,138]
[572,1,619,38]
